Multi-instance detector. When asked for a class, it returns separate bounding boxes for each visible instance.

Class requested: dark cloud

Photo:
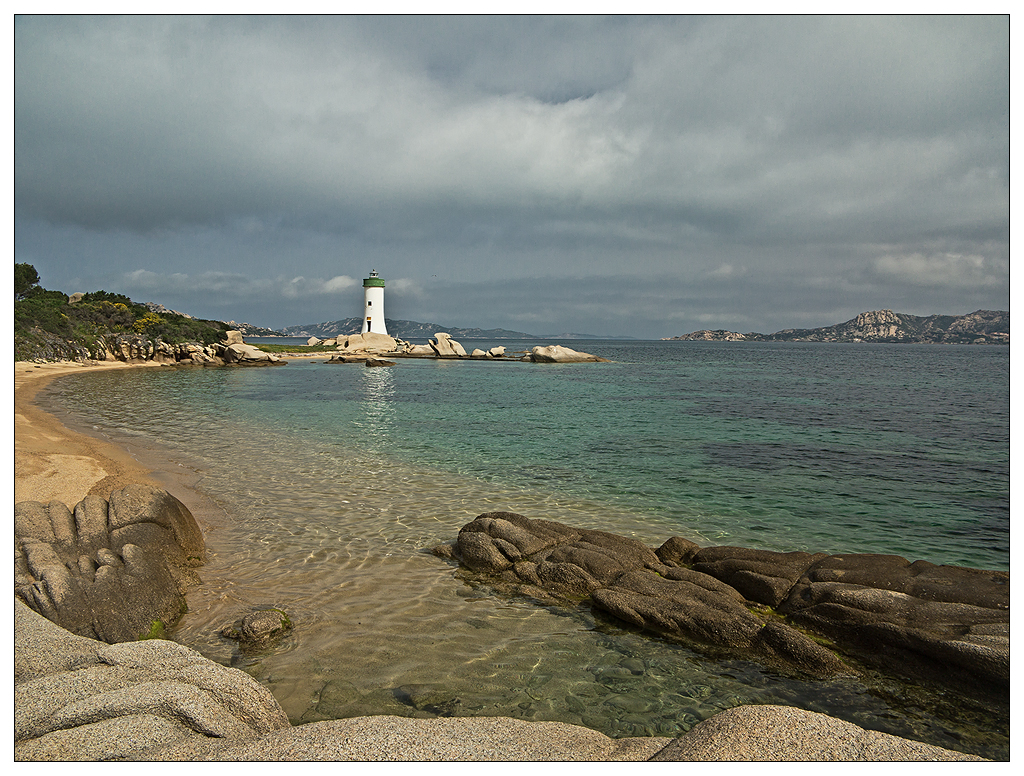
[14,15,1008,338]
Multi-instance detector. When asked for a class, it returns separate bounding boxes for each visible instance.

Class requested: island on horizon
[662,309,1008,345]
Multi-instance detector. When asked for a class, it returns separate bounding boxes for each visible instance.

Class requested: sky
[14,15,1009,339]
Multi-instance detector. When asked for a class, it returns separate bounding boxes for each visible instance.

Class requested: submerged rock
[447,512,1009,704]
[453,512,846,678]
[221,608,293,652]
[777,553,1009,700]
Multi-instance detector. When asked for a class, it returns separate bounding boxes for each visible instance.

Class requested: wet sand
[14,361,168,505]
[12,360,233,533]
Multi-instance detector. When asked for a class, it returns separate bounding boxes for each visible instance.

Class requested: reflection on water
[356,367,396,452]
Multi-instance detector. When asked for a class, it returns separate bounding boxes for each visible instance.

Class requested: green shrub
[13,263,233,360]
[15,263,40,299]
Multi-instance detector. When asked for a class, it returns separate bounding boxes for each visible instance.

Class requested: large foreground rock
[445,512,1009,704]
[452,512,849,678]
[778,553,1009,701]
[15,485,205,643]
[14,599,290,760]
[650,705,983,761]
[15,599,980,761]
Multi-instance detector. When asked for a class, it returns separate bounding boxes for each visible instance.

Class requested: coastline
[14,361,167,505]
[12,359,1006,761]
[13,360,230,533]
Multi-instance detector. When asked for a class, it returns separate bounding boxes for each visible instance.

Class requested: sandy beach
[14,361,163,505]
[12,352,380,524]
[11,360,238,517]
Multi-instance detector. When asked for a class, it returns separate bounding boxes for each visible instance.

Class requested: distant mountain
[664,310,1009,344]
[222,320,285,337]
[277,318,633,340]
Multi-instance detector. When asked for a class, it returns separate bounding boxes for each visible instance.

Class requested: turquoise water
[42,341,1010,758]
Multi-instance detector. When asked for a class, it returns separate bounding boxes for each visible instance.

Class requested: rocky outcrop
[15,485,206,643]
[221,342,282,364]
[448,513,847,678]
[402,343,438,356]
[14,597,982,761]
[526,345,609,363]
[777,554,1009,701]
[688,545,829,607]
[343,337,606,362]
[672,330,749,341]
[470,346,508,358]
[399,338,511,360]
[336,332,398,353]
[14,599,291,761]
[848,309,900,338]
[442,513,1009,705]
[429,332,468,357]
[650,705,983,761]
[16,327,283,366]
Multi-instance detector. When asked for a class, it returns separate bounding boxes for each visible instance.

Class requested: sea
[40,339,1010,758]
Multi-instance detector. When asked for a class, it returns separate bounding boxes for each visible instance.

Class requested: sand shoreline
[13,360,233,534]
[15,360,165,503]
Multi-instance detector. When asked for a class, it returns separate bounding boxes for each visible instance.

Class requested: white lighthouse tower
[361,270,388,336]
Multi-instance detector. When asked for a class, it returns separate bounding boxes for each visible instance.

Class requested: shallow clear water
[42,341,1010,758]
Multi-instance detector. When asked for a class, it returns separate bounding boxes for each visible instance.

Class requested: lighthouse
[361,270,388,336]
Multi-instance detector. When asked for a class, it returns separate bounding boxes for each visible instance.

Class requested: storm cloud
[15,15,1008,338]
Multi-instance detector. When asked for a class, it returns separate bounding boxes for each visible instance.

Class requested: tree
[15,263,40,299]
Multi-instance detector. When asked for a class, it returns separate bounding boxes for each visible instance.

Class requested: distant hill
[221,320,286,337]
[278,318,635,340]
[664,310,1009,344]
